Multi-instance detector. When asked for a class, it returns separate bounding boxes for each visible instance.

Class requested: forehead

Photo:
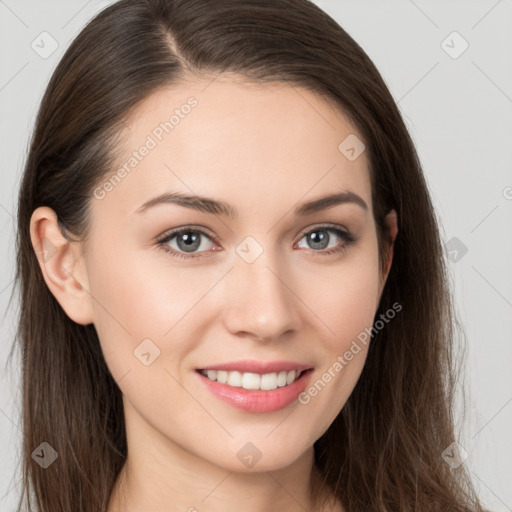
[97,75,372,220]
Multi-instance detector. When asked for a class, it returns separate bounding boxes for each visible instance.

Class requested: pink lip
[196,367,314,413]
[198,360,313,374]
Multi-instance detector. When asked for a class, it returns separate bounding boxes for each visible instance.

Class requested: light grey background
[1,1,511,510]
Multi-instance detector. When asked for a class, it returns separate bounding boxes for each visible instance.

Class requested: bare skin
[30,74,397,512]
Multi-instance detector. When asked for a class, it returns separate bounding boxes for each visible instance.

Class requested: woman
[11,0,487,510]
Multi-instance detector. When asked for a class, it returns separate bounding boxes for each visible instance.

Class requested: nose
[221,249,302,342]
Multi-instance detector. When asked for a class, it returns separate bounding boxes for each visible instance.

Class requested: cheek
[88,244,222,385]
[85,246,208,380]
[294,253,381,427]
[306,252,381,347]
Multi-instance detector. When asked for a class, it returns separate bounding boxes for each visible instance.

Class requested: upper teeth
[200,369,303,390]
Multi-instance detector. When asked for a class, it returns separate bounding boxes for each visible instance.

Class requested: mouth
[197,368,309,391]
[195,362,314,413]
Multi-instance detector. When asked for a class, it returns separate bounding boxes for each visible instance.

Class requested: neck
[107,401,342,512]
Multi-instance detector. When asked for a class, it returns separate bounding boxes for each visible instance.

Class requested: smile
[199,369,305,391]
[195,364,314,413]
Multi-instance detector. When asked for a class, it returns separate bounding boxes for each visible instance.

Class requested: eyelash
[156,224,357,261]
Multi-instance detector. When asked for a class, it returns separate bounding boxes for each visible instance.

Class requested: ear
[377,208,398,299]
[29,206,94,325]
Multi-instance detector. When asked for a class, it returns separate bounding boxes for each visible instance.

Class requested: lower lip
[196,369,313,413]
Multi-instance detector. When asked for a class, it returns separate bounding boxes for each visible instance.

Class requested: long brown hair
[9,0,486,510]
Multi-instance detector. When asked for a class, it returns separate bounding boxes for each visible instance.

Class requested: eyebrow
[133,190,368,218]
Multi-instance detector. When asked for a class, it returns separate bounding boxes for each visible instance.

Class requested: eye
[156,224,357,261]
[295,225,356,257]
[156,227,219,260]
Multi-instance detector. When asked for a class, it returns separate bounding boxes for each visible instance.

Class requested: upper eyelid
[298,223,349,236]
[159,222,349,238]
[157,226,218,244]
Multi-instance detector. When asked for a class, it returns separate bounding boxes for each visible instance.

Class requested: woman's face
[58,76,396,472]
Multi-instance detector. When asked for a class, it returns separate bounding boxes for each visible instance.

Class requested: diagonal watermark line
[0,202,13,219]
[0,477,22,504]
[471,0,503,30]
[266,472,307,511]
[265,266,336,335]
[0,407,21,433]
[164,368,234,438]
[200,71,222,93]
[471,396,512,440]
[471,265,512,308]
[469,204,499,233]
[266,164,337,234]
[0,62,29,92]
[200,471,233,502]
[285,79,336,130]
[407,0,439,28]
[163,267,234,337]
[0,0,29,28]
[0,278,14,297]
[61,0,94,29]
[115,368,132,386]
[59,264,133,336]
[472,61,512,105]
[163,163,234,234]
[265,405,297,438]
[470,470,512,511]
[398,61,439,104]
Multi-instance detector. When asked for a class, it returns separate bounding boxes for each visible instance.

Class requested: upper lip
[198,360,313,374]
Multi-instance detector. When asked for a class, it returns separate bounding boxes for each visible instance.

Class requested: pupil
[309,230,328,249]
[179,232,200,252]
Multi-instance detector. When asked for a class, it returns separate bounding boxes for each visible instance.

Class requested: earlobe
[30,206,94,325]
